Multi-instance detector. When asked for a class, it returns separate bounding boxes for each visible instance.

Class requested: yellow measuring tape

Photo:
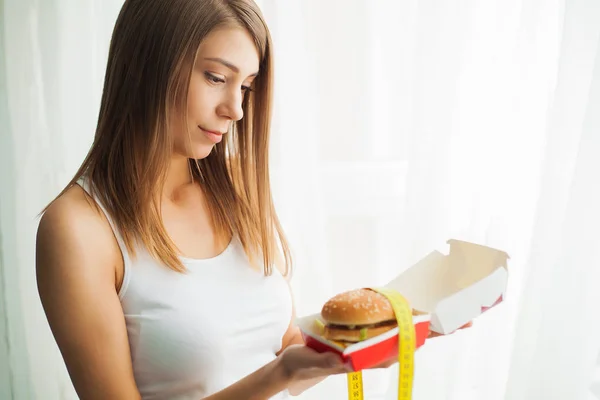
[347,287,415,400]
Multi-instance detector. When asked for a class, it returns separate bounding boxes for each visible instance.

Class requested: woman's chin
[173,134,222,160]
[187,143,217,160]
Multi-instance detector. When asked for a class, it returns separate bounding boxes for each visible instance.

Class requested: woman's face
[173,26,260,159]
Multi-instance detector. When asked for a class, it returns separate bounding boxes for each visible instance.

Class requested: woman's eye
[205,71,253,93]
[205,72,224,84]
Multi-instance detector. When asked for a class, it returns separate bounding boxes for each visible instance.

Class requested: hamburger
[320,288,399,343]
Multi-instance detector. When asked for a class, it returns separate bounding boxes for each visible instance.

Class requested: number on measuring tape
[347,371,364,400]
[346,287,415,400]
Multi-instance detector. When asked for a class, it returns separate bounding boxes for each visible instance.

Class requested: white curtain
[1,1,126,399]
[2,1,599,399]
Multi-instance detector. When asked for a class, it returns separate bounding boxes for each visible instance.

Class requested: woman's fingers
[279,345,353,381]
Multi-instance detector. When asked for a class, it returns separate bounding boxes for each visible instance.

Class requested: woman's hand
[276,344,352,396]
[276,344,352,382]
[280,321,474,395]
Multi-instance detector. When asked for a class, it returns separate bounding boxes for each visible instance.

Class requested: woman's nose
[218,90,244,122]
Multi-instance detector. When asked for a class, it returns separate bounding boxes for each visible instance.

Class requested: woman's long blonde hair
[45,0,292,276]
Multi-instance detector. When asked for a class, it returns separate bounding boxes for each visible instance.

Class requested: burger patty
[325,319,397,330]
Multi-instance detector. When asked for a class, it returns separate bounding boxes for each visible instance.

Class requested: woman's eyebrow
[203,57,259,77]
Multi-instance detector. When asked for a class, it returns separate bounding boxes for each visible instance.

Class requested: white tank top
[77,178,293,400]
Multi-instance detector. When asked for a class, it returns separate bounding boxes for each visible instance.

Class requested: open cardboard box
[296,239,510,372]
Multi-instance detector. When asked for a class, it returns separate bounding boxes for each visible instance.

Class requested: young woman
[36,0,470,399]
[35,0,356,399]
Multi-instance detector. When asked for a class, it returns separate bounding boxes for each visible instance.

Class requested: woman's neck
[163,155,196,202]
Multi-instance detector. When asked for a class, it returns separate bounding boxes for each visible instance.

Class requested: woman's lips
[199,127,223,144]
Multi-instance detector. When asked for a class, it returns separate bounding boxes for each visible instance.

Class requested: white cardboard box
[385,239,509,334]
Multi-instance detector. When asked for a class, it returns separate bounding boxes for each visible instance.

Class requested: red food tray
[297,314,431,371]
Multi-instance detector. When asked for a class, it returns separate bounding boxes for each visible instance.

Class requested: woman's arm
[204,274,348,400]
[202,358,287,400]
[36,187,142,400]
[203,343,350,399]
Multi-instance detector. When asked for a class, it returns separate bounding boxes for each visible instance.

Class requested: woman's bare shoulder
[36,184,121,279]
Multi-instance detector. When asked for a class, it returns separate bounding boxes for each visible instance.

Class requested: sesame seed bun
[321,288,395,325]
[320,288,398,342]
